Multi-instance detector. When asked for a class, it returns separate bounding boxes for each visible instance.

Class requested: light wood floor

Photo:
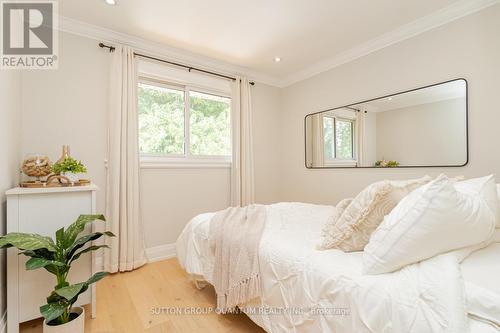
[20,258,265,333]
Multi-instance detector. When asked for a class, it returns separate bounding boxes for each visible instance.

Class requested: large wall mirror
[305,79,468,168]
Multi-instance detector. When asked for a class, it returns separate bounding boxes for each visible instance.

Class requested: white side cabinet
[6,185,99,333]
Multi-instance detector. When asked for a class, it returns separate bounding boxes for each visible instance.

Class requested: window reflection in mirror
[305,79,467,168]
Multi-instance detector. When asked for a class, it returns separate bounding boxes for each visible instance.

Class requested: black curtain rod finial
[99,42,115,52]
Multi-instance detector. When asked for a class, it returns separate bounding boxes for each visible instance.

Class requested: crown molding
[280,0,500,87]
[59,16,282,87]
[58,0,499,88]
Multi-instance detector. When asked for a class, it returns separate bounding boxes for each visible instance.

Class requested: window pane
[323,117,334,159]
[138,83,185,155]
[189,91,231,156]
[336,120,353,159]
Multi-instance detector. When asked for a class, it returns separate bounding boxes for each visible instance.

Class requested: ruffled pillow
[318,176,431,252]
[318,198,353,250]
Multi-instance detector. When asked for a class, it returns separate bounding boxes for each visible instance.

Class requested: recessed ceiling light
[274,57,281,63]
[105,0,116,5]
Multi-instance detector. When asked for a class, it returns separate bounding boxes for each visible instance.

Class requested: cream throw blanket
[210,204,266,313]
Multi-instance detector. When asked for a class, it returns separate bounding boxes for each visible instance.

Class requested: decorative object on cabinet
[21,154,52,181]
[20,177,91,188]
[19,145,90,188]
[6,185,99,333]
[374,159,400,167]
[57,145,71,164]
[0,214,114,333]
[51,156,88,184]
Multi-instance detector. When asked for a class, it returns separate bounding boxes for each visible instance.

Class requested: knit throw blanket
[210,204,267,313]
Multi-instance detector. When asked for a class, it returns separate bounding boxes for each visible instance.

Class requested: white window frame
[138,76,232,169]
[322,114,357,167]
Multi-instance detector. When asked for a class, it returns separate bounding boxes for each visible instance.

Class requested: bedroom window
[189,91,231,156]
[323,116,355,162]
[138,78,231,167]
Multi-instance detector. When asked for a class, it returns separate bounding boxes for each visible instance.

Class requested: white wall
[0,70,22,323]
[252,83,282,204]
[141,168,230,246]
[21,32,110,214]
[20,31,283,249]
[279,4,500,205]
[375,98,466,166]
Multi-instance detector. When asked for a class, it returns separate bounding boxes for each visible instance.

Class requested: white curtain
[356,111,366,167]
[311,114,324,167]
[230,77,255,207]
[105,45,147,273]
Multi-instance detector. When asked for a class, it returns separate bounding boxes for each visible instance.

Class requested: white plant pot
[62,172,79,183]
[43,307,84,333]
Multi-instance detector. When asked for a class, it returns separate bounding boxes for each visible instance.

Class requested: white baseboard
[1,310,6,333]
[145,243,177,263]
[94,242,177,270]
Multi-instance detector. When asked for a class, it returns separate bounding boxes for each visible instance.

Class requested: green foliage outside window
[190,91,231,156]
[335,120,353,159]
[138,83,231,157]
[323,116,354,160]
[138,83,185,155]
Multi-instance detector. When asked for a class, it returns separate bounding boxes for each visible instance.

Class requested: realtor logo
[1,0,58,69]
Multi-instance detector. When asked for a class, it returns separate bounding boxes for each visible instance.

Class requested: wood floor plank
[122,265,171,330]
[20,258,266,333]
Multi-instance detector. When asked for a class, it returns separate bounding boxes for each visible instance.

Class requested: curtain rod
[343,106,367,113]
[98,43,255,85]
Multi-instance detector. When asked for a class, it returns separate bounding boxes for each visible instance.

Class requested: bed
[176,202,500,333]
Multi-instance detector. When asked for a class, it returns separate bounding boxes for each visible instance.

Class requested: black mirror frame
[304,78,469,169]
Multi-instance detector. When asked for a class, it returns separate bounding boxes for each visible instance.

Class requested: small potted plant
[0,215,114,333]
[51,157,88,183]
[374,159,400,168]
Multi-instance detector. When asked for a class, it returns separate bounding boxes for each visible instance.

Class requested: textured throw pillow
[363,174,497,275]
[332,198,354,222]
[318,176,431,252]
[318,198,353,250]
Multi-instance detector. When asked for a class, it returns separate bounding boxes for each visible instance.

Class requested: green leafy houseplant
[51,157,88,175]
[0,215,114,325]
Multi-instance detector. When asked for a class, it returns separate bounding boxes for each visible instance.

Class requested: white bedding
[176,202,500,333]
[462,242,500,331]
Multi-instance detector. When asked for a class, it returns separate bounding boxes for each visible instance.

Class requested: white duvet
[176,202,500,333]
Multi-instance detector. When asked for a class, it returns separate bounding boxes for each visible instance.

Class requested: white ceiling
[59,0,496,85]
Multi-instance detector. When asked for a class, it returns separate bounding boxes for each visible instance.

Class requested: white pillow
[363,174,497,275]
